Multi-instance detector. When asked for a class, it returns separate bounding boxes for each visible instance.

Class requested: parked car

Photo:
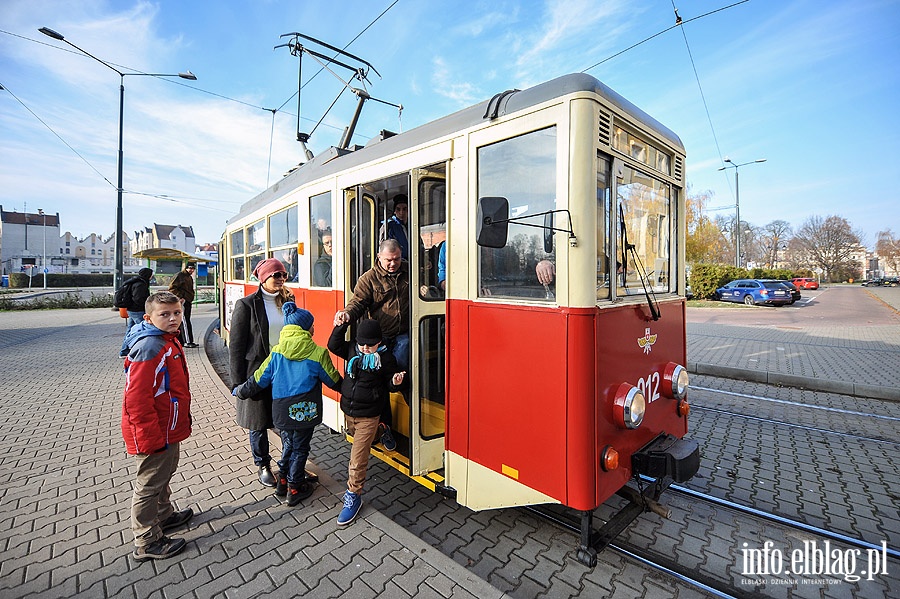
[761,279,800,304]
[715,279,793,306]
[861,279,883,287]
[792,277,819,290]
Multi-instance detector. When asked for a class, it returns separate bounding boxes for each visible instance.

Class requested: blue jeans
[120,310,144,356]
[249,430,270,467]
[389,333,410,370]
[278,428,314,484]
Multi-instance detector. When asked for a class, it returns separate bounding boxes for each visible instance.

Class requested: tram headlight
[663,363,689,400]
[612,383,645,430]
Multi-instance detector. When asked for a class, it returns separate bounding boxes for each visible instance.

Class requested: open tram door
[343,164,447,485]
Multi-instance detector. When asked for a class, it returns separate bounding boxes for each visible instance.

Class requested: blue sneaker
[380,425,397,452]
[337,491,362,526]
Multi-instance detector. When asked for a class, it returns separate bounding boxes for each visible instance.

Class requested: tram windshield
[614,165,672,297]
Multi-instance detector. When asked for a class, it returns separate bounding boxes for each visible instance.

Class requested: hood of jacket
[123,320,167,348]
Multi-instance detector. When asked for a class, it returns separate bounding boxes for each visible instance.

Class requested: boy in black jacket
[328,319,405,526]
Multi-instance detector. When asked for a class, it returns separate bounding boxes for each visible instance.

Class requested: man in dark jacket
[333,239,409,369]
[119,267,153,358]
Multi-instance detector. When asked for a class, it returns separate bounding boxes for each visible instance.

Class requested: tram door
[343,165,446,476]
[409,165,447,475]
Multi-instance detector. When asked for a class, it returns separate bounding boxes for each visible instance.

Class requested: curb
[689,362,900,402]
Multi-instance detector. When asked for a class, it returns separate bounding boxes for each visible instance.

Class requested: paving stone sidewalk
[0,305,505,599]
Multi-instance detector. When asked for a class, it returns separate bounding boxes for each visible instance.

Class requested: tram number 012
[636,372,661,404]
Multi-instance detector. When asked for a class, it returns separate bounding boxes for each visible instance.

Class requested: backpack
[114,280,133,308]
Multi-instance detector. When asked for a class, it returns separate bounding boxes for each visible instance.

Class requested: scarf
[347,345,386,378]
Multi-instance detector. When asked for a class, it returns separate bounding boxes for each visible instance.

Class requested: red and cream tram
[219,73,699,564]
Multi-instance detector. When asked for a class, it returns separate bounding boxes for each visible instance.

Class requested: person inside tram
[313,231,333,287]
[380,195,409,260]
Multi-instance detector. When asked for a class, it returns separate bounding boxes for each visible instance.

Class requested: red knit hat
[253,258,287,283]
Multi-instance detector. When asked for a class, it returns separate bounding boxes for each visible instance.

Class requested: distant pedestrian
[233,302,341,506]
[328,319,405,526]
[121,291,193,561]
[119,268,153,358]
[168,264,197,347]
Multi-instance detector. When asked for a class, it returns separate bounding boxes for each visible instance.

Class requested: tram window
[347,190,375,288]
[597,154,612,300]
[230,229,245,280]
[417,168,447,301]
[246,219,266,281]
[418,315,446,439]
[310,191,333,287]
[477,127,557,300]
[248,254,265,281]
[232,257,245,281]
[269,205,299,281]
[616,166,672,296]
[247,219,265,252]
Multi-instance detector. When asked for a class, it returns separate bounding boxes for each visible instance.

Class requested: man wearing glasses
[313,231,333,287]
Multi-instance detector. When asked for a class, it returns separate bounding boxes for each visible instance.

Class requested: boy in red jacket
[121,291,193,561]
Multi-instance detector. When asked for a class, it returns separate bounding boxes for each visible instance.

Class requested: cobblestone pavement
[0,306,503,599]
[2,294,897,599]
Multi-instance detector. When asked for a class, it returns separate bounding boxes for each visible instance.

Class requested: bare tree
[793,215,862,282]
[761,220,792,267]
[875,229,900,275]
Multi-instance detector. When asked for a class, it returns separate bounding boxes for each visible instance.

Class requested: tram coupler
[616,484,671,519]
[631,433,700,483]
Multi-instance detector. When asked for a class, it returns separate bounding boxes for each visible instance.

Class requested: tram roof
[229,73,684,227]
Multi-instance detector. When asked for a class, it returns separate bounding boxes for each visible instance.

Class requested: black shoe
[305,470,319,483]
[184,342,199,348]
[286,481,314,507]
[258,466,276,488]
[160,508,193,532]
[133,536,186,561]
[275,473,288,498]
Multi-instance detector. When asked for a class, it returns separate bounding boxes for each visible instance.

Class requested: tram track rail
[526,474,900,599]
[667,483,900,562]
[523,504,742,599]
[692,386,900,423]
[690,405,898,446]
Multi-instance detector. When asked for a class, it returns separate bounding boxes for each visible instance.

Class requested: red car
[792,277,819,290]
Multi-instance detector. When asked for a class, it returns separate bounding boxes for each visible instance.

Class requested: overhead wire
[0,80,116,190]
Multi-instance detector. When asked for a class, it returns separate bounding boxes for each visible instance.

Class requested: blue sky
[2,0,898,247]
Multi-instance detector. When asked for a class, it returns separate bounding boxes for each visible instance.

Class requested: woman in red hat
[228,258,298,488]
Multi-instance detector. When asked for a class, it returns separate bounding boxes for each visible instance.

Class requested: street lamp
[38,209,47,289]
[719,158,766,268]
[38,27,196,291]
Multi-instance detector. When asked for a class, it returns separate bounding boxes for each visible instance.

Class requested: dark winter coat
[228,288,274,430]
[327,322,401,418]
[121,322,191,454]
[234,325,341,431]
[121,274,151,312]
[168,270,195,303]
[342,260,410,339]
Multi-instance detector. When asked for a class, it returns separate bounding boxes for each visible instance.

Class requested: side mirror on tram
[543,212,554,253]
[476,196,509,248]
